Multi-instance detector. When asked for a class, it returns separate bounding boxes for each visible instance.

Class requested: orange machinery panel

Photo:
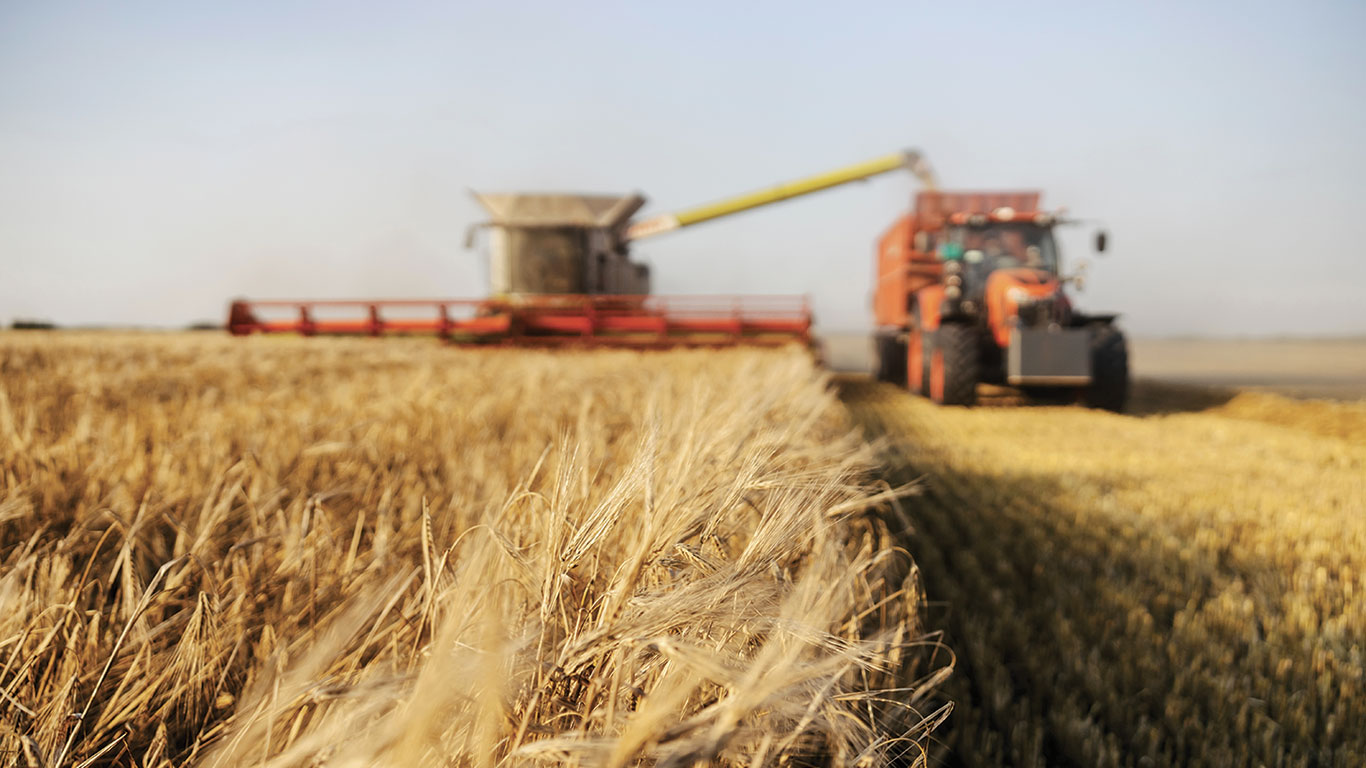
[226,295,811,349]
[914,191,1041,228]
[874,214,942,328]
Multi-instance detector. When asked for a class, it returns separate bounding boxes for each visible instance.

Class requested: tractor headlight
[944,260,963,275]
[946,274,962,287]
[945,285,962,300]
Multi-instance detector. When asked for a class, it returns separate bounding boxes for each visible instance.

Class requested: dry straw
[0,333,946,767]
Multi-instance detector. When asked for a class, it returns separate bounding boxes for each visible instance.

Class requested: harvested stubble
[841,378,1365,766]
[0,333,946,768]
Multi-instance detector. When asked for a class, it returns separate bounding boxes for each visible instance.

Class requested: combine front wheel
[929,323,979,406]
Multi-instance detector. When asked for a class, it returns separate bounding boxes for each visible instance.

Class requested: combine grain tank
[470,192,649,295]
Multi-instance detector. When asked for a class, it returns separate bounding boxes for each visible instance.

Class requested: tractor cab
[938,220,1061,306]
[946,222,1059,273]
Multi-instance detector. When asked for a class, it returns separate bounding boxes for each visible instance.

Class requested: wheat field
[0,333,946,768]
[9,331,1359,767]
[841,379,1365,766]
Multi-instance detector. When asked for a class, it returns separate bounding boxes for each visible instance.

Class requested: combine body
[874,191,1128,410]
[231,150,930,349]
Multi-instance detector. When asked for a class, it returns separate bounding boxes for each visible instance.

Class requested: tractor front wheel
[929,323,979,406]
[1084,324,1129,412]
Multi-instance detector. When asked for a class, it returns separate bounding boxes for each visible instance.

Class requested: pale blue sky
[2,1,1363,334]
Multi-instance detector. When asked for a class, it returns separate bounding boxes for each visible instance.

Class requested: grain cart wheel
[1084,324,1129,412]
[907,307,929,396]
[889,334,908,386]
[875,332,907,385]
[873,334,890,381]
[929,323,978,406]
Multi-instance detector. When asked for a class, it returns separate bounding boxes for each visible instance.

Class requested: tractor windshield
[949,224,1059,274]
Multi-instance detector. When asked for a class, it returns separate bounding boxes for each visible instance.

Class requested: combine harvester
[228,150,936,349]
[872,191,1128,410]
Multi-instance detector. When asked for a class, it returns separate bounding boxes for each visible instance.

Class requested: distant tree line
[5,320,226,331]
[10,319,56,330]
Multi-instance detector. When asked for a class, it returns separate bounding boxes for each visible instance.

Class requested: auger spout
[625,149,936,241]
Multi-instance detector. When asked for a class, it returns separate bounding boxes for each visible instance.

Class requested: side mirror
[1064,258,1091,291]
[1094,230,1108,253]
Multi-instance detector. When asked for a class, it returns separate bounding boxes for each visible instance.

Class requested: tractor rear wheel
[1084,324,1129,412]
[929,323,979,406]
[875,332,907,385]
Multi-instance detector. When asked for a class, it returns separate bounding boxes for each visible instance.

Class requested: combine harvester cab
[873,191,1128,410]
[230,149,934,351]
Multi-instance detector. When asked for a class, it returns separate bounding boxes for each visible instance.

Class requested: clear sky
[2,1,1363,335]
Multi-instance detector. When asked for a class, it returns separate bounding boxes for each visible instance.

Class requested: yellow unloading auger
[228,148,936,347]
[624,149,937,241]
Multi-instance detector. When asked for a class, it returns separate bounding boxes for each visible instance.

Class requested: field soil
[1132,336,1366,399]
[839,376,1365,765]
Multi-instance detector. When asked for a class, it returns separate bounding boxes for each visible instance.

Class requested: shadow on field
[836,378,1313,767]
[831,374,1240,417]
[1125,378,1238,416]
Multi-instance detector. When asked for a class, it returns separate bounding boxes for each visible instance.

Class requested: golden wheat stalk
[0,333,943,767]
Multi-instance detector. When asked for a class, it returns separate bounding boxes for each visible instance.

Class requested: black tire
[931,323,979,406]
[1084,324,1129,412]
[889,334,907,386]
[875,332,907,385]
[873,334,889,381]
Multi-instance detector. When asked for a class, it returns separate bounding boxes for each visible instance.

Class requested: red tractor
[873,191,1127,410]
